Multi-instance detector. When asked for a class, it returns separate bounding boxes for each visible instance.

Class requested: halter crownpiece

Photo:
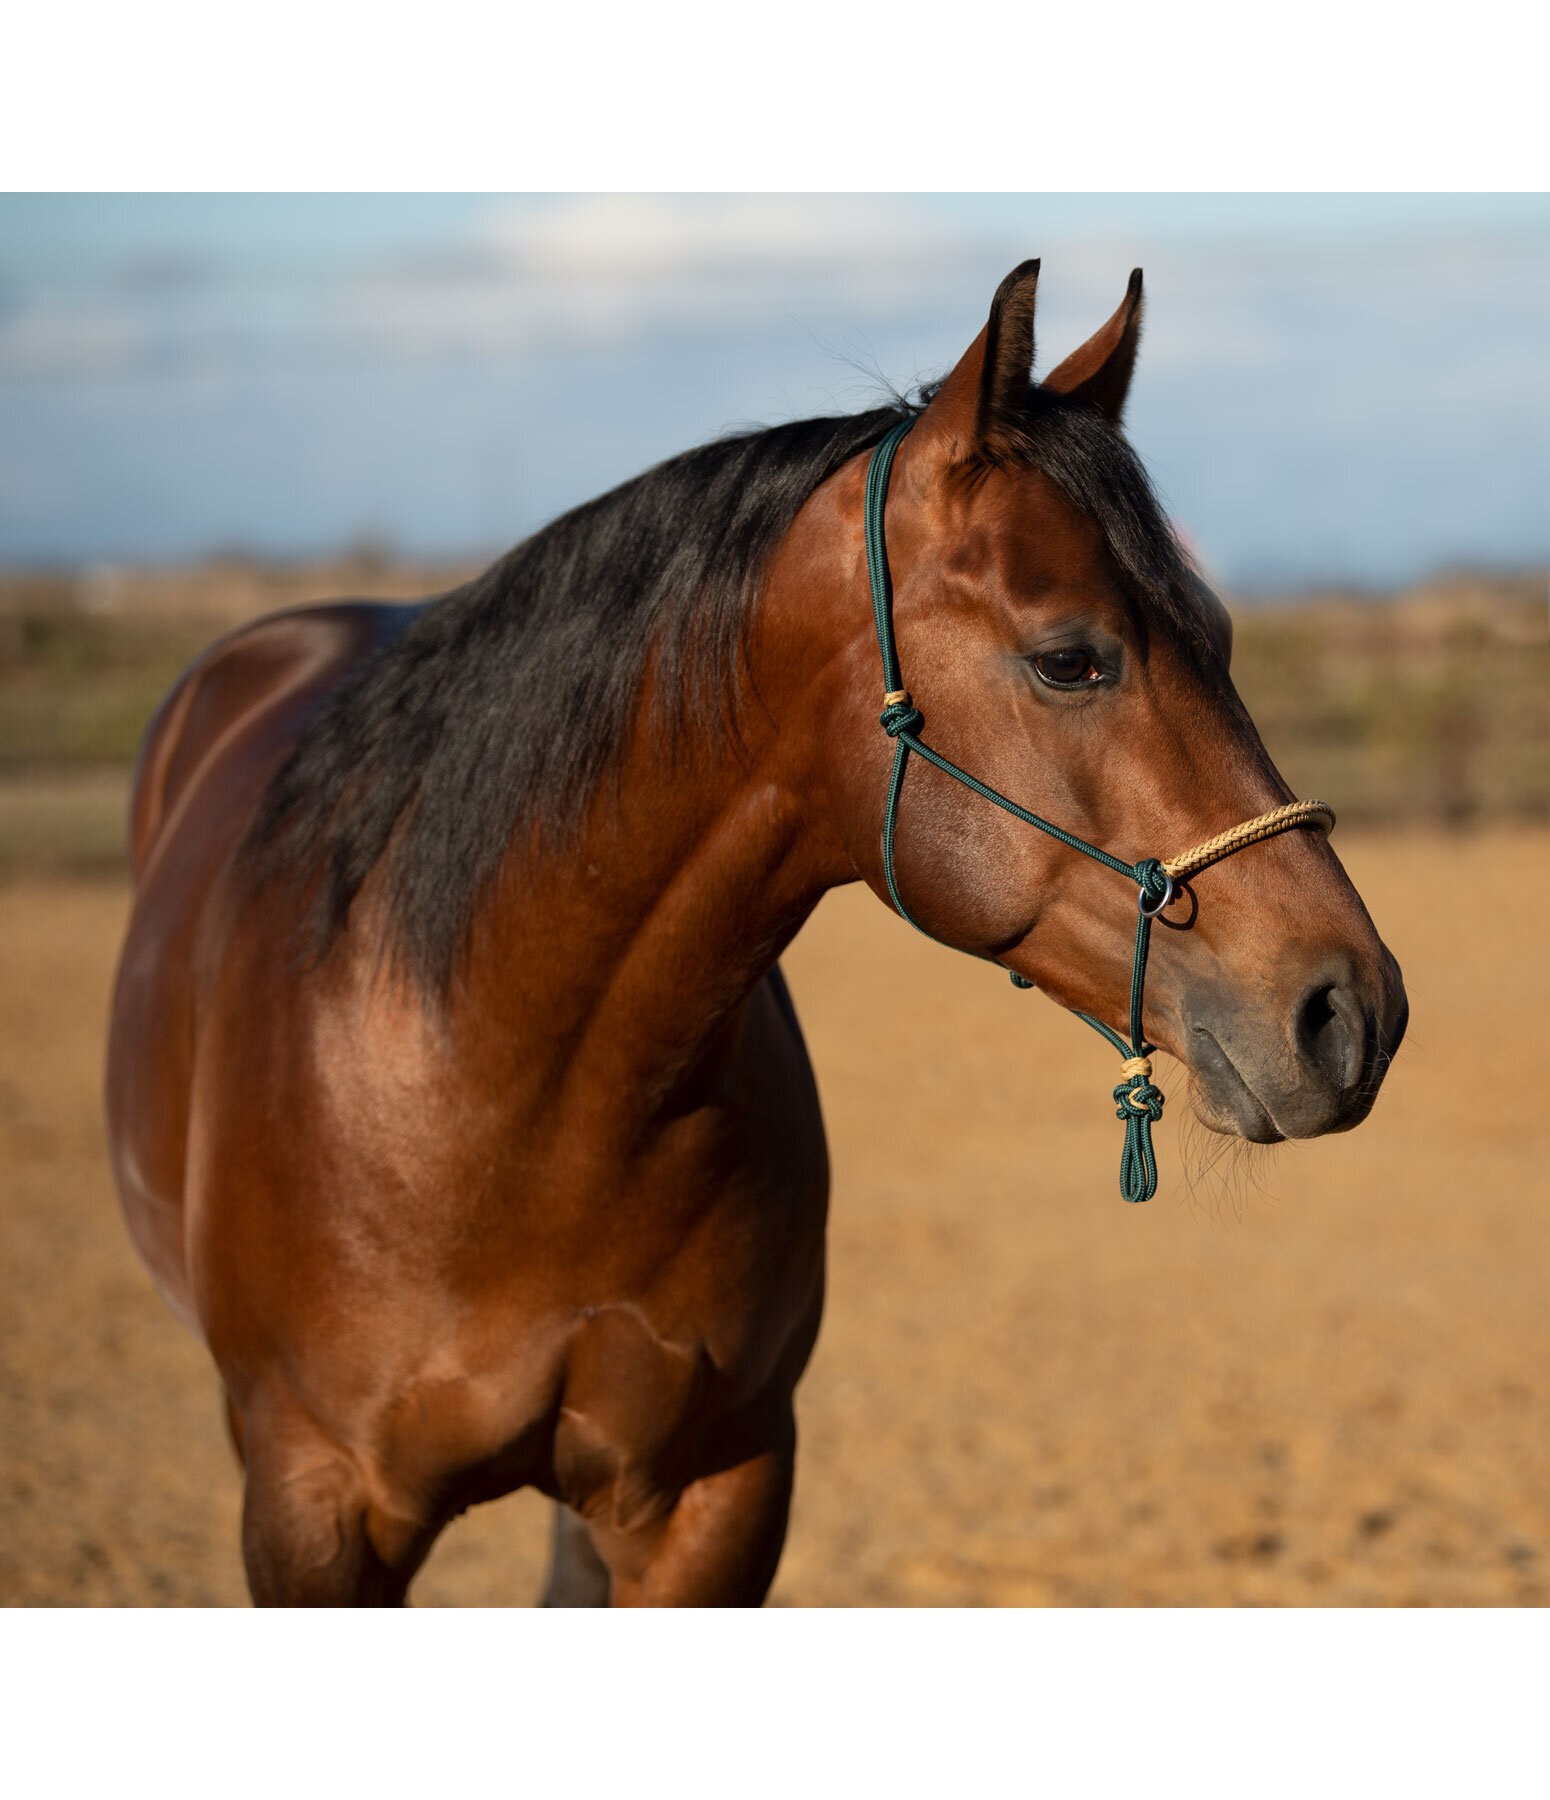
[863,418,1335,1204]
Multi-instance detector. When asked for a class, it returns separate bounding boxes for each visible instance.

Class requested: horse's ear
[914,259,1041,461]
[1041,268,1144,424]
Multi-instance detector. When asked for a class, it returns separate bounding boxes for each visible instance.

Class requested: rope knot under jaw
[880,692,923,739]
[1114,1074,1163,1121]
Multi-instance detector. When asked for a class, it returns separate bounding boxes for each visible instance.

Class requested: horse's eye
[1033,648,1101,687]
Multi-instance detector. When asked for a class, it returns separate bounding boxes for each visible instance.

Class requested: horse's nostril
[1296,982,1363,1092]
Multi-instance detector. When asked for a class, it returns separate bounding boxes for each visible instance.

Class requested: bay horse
[105,261,1407,1605]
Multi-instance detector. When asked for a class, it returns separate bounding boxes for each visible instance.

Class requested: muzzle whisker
[1176,1073,1286,1225]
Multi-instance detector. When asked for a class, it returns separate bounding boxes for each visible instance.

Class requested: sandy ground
[1,828,1545,1606]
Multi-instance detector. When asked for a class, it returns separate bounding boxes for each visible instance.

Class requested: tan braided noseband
[1162,798,1335,883]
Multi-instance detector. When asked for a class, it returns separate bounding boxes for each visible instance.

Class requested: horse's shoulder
[128,600,415,880]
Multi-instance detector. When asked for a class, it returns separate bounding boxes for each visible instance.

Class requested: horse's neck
[456,561,859,1116]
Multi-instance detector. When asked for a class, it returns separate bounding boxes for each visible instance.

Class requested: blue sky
[2,194,1547,589]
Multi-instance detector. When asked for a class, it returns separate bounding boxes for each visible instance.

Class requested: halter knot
[1133,858,1170,908]
[880,698,923,739]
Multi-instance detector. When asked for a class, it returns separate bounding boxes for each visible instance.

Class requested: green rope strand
[864,417,1167,1203]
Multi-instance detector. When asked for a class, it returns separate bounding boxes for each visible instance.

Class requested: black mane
[242,386,1205,992]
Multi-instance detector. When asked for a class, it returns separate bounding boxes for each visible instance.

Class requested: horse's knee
[605,1438,795,1607]
[240,1407,428,1607]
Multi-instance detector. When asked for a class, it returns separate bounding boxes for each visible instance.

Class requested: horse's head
[824,260,1406,1146]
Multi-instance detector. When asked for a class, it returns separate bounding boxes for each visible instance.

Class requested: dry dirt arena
[2,828,1545,1606]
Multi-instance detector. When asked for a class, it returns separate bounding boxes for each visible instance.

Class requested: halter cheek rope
[864,419,1335,1203]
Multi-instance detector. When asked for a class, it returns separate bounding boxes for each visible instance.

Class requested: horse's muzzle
[1183,948,1409,1143]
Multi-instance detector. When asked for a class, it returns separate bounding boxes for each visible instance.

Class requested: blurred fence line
[1227,574,1548,829]
[0,561,1545,874]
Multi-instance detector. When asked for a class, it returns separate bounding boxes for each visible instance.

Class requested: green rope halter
[863,417,1333,1204]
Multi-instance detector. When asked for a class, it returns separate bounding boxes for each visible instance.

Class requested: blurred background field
[0,556,1546,1609]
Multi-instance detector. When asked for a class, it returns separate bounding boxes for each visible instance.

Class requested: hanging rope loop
[1113,1070,1165,1204]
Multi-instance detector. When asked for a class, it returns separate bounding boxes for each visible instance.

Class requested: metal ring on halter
[1138,870,1175,917]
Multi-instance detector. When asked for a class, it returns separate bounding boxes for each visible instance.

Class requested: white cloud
[478,193,971,279]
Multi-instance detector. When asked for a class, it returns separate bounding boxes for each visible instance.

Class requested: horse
[105,260,1408,1605]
